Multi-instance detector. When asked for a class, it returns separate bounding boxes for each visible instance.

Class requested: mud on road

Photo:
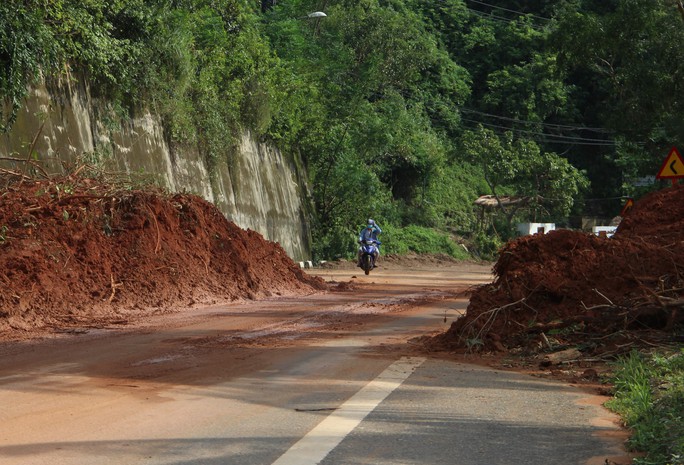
[0,170,636,463]
[0,262,489,445]
[0,262,634,465]
[0,260,491,359]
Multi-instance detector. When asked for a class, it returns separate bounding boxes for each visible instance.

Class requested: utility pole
[315,0,329,36]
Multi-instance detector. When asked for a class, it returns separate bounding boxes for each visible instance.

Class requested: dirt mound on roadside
[0,175,325,340]
[613,185,684,243]
[438,185,684,354]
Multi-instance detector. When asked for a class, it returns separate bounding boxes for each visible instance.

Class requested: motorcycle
[359,239,380,275]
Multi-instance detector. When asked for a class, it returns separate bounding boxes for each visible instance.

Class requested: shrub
[382,224,469,259]
[606,350,684,465]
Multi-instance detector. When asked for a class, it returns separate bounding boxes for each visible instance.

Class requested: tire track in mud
[130,290,457,370]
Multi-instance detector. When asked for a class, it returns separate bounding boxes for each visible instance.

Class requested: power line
[460,118,619,146]
[464,0,551,22]
[461,117,614,142]
[465,126,616,147]
[467,8,546,30]
[460,108,613,133]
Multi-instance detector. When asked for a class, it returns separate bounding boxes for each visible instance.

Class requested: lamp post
[299,11,327,36]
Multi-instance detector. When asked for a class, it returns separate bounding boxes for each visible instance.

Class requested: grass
[382,224,470,260]
[606,349,684,465]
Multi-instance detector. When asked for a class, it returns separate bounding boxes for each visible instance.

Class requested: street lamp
[299,11,327,19]
[299,11,327,36]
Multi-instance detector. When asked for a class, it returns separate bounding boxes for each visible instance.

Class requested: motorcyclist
[357,219,382,267]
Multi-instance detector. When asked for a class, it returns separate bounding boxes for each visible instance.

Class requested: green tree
[0,1,59,130]
[552,0,684,207]
[425,161,488,233]
[12,0,683,260]
[263,0,471,259]
[462,126,588,230]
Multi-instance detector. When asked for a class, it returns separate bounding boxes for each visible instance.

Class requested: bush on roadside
[606,349,684,465]
[381,224,469,259]
[471,231,504,261]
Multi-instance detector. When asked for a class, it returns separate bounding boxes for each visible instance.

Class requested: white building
[592,226,617,237]
[517,223,556,236]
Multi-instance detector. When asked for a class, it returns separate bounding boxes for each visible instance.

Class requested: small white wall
[517,223,556,236]
[592,226,617,237]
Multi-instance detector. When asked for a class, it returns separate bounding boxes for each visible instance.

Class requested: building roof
[473,195,530,208]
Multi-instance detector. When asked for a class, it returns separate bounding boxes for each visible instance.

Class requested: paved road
[0,265,627,464]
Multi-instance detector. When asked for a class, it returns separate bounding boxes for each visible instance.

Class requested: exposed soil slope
[0,175,325,339]
[440,185,684,353]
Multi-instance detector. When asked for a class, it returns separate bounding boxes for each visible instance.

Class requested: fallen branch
[593,288,614,306]
[460,298,527,341]
[581,302,615,311]
[654,295,684,308]
[144,205,162,254]
[107,274,123,303]
[19,120,50,183]
[69,164,87,179]
[0,167,31,180]
[0,156,40,162]
[526,315,596,334]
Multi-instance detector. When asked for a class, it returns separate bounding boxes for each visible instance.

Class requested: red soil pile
[441,185,684,353]
[0,176,325,339]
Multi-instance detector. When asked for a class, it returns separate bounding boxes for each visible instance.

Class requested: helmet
[368,218,375,225]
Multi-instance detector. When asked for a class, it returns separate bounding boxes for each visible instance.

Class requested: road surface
[0,263,629,464]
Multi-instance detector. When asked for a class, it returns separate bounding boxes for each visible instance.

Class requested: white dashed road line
[271,356,426,465]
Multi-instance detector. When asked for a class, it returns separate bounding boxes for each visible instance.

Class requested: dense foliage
[1,0,683,260]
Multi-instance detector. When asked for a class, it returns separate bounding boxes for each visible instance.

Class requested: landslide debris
[439,185,684,354]
[0,174,325,340]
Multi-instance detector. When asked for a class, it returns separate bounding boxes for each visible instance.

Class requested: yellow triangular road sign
[656,147,684,179]
[620,198,634,217]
